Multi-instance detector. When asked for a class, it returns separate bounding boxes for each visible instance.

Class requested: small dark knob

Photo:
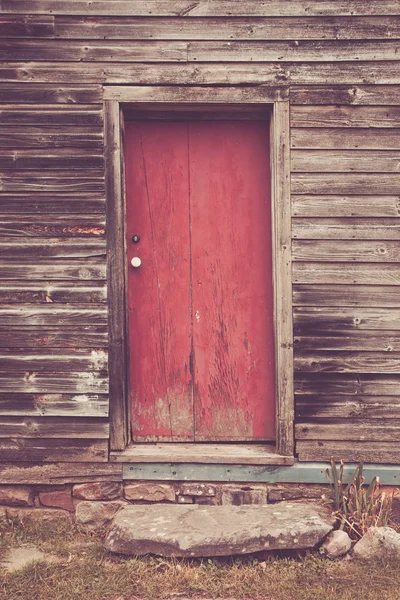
[132,234,140,243]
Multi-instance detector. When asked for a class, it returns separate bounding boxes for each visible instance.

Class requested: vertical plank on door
[125,121,193,441]
[190,120,275,441]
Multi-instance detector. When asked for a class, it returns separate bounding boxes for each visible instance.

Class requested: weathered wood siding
[1,1,400,465]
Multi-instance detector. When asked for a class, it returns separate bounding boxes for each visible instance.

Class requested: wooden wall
[0,1,399,465]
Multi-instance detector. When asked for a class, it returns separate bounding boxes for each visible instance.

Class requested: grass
[1,516,400,600]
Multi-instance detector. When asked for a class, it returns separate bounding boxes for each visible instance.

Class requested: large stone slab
[105,502,334,557]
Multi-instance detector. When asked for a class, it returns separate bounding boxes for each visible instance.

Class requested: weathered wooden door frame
[104,86,294,457]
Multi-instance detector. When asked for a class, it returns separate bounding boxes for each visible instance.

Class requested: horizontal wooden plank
[290,85,400,105]
[0,462,122,483]
[293,284,400,307]
[0,84,102,103]
[294,306,400,331]
[103,84,288,102]
[0,193,105,215]
[295,351,400,373]
[293,218,400,239]
[294,331,400,351]
[0,371,108,394]
[0,40,187,62]
[189,40,400,62]
[0,438,108,463]
[293,263,400,285]
[0,282,107,303]
[0,149,104,170]
[292,174,400,195]
[0,171,105,193]
[0,325,107,347]
[295,373,400,396]
[0,392,108,417]
[3,1,400,16]
[0,215,105,237]
[291,128,400,150]
[111,443,293,465]
[0,260,106,280]
[0,349,108,372]
[55,16,400,40]
[296,420,400,441]
[291,106,400,128]
[293,240,400,262]
[0,416,109,439]
[291,150,400,173]
[0,106,103,126]
[296,395,400,419]
[0,305,107,325]
[291,195,400,218]
[0,126,103,149]
[0,238,106,258]
[0,15,54,37]
[296,441,400,464]
[1,62,400,85]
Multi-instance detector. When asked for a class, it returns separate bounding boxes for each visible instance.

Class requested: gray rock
[105,502,334,557]
[75,500,126,531]
[320,530,352,558]
[353,526,400,560]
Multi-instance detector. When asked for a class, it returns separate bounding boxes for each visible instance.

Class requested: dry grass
[1,516,400,600]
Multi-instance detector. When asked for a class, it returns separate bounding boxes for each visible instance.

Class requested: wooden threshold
[110,443,294,466]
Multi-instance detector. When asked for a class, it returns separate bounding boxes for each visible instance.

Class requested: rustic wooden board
[0,127,104,149]
[103,85,288,102]
[293,240,400,262]
[0,392,108,417]
[0,106,103,126]
[296,395,400,419]
[0,15,54,37]
[291,106,400,128]
[110,443,293,465]
[291,150,400,173]
[55,16,400,41]
[292,174,400,195]
[0,261,106,281]
[0,238,106,258]
[295,352,400,374]
[2,62,400,85]
[294,307,400,331]
[0,194,105,215]
[0,439,108,462]
[293,263,400,286]
[0,305,107,325]
[291,195,400,217]
[3,1,400,17]
[0,349,108,372]
[0,84,102,103]
[291,85,400,105]
[0,462,122,484]
[190,120,275,441]
[0,325,107,347]
[0,171,105,193]
[293,217,400,239]
[295,373,400,396]
[296,441,400,464]
[0,417,109,439]
[294,331,400,352]
[0,149,104,171]
[296,420,400,441]
[293,284,400,307]
[0,215,105,237]
[291,128,400,149]
[0,371,108,394]
[0,282,107,303]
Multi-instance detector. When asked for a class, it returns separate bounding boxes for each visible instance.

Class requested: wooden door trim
[105,86,294,456]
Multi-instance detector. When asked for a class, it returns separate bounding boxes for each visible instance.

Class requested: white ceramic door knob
[131,257,142,268]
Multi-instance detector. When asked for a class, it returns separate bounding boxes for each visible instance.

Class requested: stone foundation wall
[0,482,398,531]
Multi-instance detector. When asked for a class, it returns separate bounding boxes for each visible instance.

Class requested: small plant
[324,458,394,539]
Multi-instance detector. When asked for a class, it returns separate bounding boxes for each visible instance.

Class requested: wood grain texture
[3,1,400,17]
[291,150,400,173]
[0,326,107,347]
[0,149,104,170]
[293,285,400,307]
[291,128,400,149]
[0,238,106,258]
[0,305,107,325]
[290,85,400,105]
[0,105,103,126]
[0,127,103,149]
[0,349,108,372]
[0,194,105,215]
[0,261,106,280]
[296,441,400,463]
[295,373,400,396]
[296,395,400,419]
[293,218,400,239]
[0,438,108,462]
[103,85,288,102]
[0,15,54,37]
[0,392,108,417]
[291,195,400,218]
[291,106,400,128]
[296,420,400,441]
[0,371,108,394]
[294,307,400,331]
[0,171,105,193]
[0,215,105,237]
[295,352,400,374]
[293,240,400,262]
[0,282,106,304]
[0,462,122,484]
[0,84,102,103]
[292,174,400,195]
[295,331,400,352]
[0,417,109,439]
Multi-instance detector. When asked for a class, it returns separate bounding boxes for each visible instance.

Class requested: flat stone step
[105,502,334,557]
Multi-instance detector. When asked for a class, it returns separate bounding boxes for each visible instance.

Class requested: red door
[125,119,275,442]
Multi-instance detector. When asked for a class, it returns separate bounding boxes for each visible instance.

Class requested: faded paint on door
[125,119,275,442]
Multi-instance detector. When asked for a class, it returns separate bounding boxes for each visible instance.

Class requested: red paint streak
[125,119,275,442]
